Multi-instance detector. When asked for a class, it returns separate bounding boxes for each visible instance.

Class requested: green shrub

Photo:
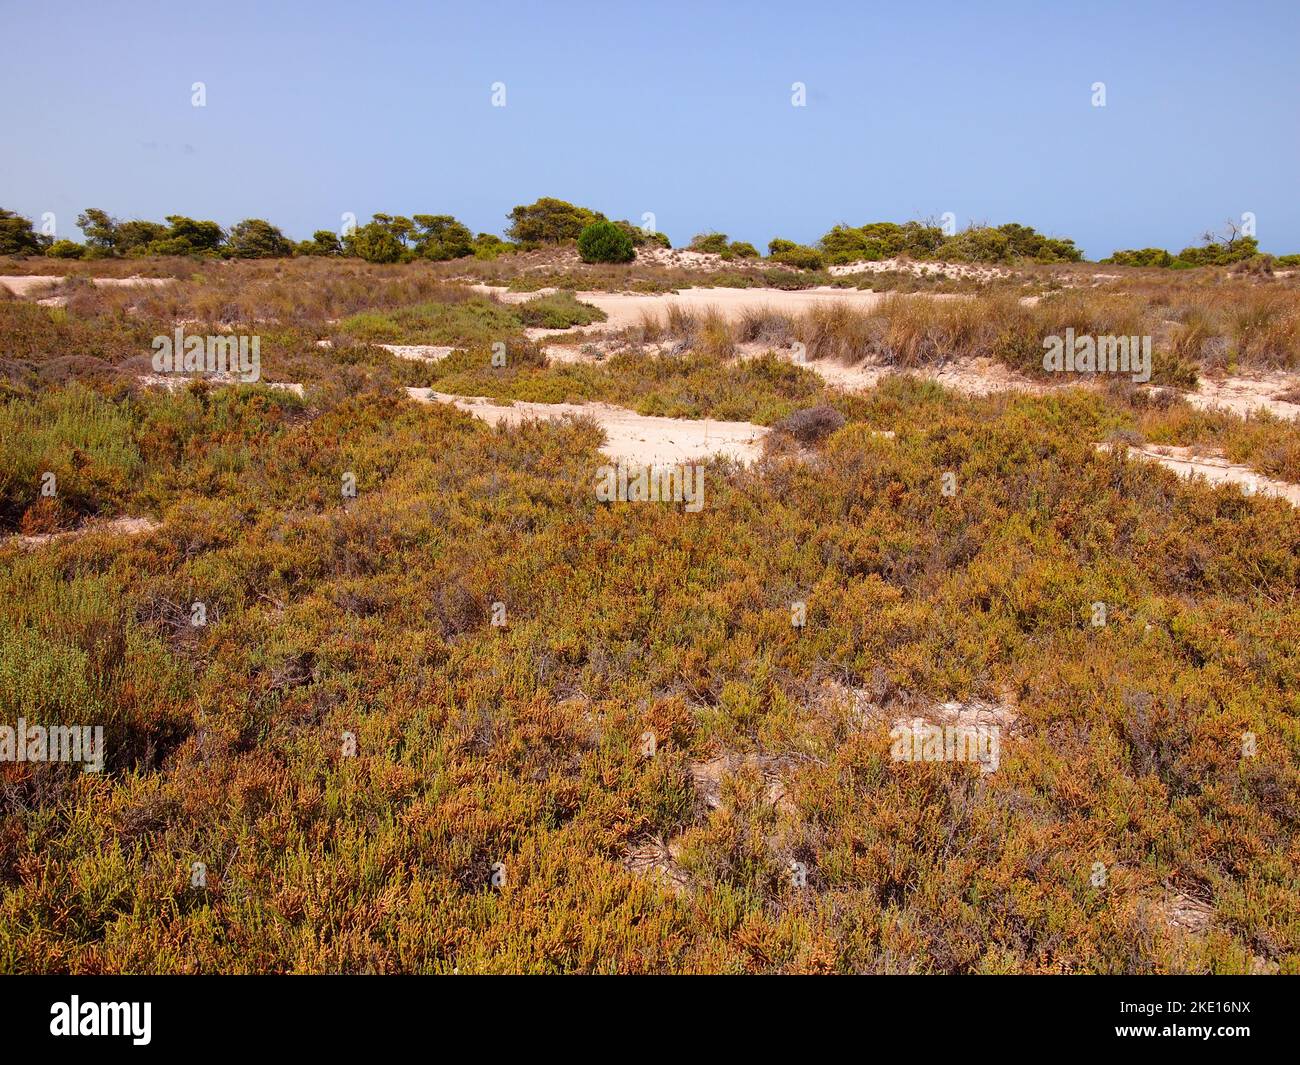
[225,218,293,258]
[413,215,474,261]
[339,297,523,345]
[507,198,604,244]
[296,230,343,256]
[46,240,86,259]
[0,208,49,255]
[517,291,607,329]
[689,233,731,254]
[767,238,824,270]
[471,233,512,260]
[1178,234,1259,267]
[1103,248,1174,268]
[344,222,405,264]
[614,220,669,248]
[577,220,635,264]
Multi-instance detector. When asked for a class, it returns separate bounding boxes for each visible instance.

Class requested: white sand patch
[0,275,173,298]
[467,284,556,304]
[377,343,456,363]
[0,276,62,298]
[12,516,160,549]
[623,838,690,895]
[1102,443,1300,506]
[469,284,948,332]
[1185,372,1300,421]
[138,374,305,397]
[818,679,1022,732]
[765,346,1051,399]
[635,246,735,272]
[406,388,767,464]
[690,753,796,816]
[828,258,1013,282]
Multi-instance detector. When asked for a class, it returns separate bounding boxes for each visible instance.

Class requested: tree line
[1,200,1292,269]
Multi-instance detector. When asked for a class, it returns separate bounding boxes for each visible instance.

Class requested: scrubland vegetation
[7,199,1294,273]
[1,244,1298,975]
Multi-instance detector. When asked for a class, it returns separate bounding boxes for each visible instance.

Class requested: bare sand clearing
[0,275,173,298]
[471,283,947,333]
[828,258,1013,282]
[378,344,456,363]
[1187,372,1300,421]
[1102,443,1300,506]
[12,515,160,549]
[777,351,1051,398]
[137,374,305,397]
[405,388,767,464]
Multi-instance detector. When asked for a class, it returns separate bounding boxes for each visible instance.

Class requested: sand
[137,374,305,397]
[1102,443,1300,506]
[378,344,456,363]
[828,258,1013,282]
[469,283,955,333]
[0,275,173,298]
[12,515,160,548]
[405,388,767,464]
[1187,372,1300,421]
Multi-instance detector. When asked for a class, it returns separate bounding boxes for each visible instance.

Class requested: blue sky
[2,0,1298,259]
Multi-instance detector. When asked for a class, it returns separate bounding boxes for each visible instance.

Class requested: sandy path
[1103,444,1300,506]
[0,275,173,297]
[406,388,767,464]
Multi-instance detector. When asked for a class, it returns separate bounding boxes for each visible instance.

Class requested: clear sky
[2,0,1298,259]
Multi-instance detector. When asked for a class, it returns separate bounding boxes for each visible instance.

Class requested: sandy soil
[137,374,305,397]
[405,388,767,464]
[378,344,456,363]
[471,283,954,333]
[1187,371,1300,421]
[0,275,172,297]
[12,515,160,548]
[1103,443,1300,505]
[634,246,736,272]
[828,258,1013,282]
[779,351,1052,398]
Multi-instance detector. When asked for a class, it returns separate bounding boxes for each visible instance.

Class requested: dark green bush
[0,209,50,256]
[226,218,293,258]
[577,220,635,263]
